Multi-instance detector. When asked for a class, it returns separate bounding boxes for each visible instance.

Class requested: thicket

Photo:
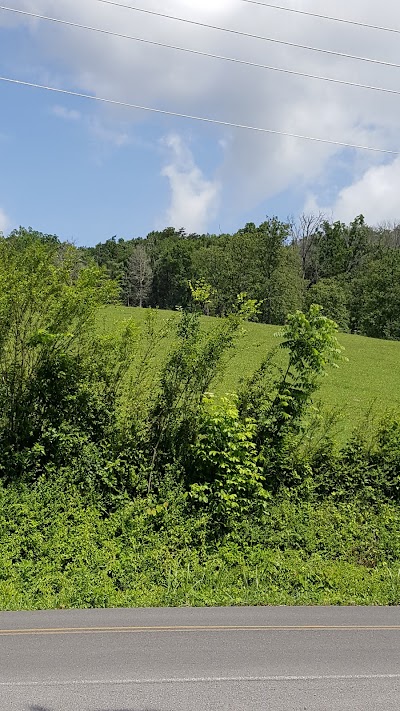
[0,228,399,609]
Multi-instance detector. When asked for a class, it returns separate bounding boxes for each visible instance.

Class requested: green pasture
[98,306,400,438]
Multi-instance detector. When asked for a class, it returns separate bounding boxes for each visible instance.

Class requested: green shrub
[186,395,267,534]
[239,305,344,490]
[1,480,399,610]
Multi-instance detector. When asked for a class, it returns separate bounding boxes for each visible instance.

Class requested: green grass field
[98,306,400,438]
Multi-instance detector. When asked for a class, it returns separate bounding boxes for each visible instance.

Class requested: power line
[91,0,400,70]
[2,5,400,98]
[240,0,400,35]
[0,75,397,155]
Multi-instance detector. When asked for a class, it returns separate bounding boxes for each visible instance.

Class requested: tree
[351,250,400,339]
[192,235,238,316]
[289,212,325,281]
[315,216,368,280]
[123,244,152,307]
[306,278,350,331]
[150,238,195,309]
[238,305,344,490]
[0,230,120,479]
[369,221,400,249]
[189,279,215,315]
[192,219,302,324]
[89,236,130,283]
[267,245,304,324]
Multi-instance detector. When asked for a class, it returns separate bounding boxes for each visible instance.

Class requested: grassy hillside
[98,306,400,437]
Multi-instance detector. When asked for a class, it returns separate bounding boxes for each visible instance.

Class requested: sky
[0,0,400,246]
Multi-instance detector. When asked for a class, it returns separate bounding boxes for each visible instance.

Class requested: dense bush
[1,478,399,609]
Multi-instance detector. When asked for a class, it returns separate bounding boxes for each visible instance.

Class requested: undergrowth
[1,480,399,609]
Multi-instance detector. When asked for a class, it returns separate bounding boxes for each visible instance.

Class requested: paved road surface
[0,606,399,710]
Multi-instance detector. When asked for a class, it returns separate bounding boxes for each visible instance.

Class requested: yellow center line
[0,624,399,636]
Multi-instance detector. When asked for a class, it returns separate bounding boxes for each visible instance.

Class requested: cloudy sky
[0,0,399,245]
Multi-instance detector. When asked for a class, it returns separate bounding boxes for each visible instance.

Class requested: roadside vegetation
[0,225,399,609]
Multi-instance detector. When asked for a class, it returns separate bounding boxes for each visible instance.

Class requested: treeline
[84,214,400,341]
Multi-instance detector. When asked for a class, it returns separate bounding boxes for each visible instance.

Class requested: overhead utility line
[2,5,400,97]
[91,0,400,70]
[240,1,400,35]
[0,75,397,155]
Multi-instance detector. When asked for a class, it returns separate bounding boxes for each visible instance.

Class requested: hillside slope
[99,306,400,436]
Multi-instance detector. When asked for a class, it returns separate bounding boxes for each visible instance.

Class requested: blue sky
[1,1,400,246]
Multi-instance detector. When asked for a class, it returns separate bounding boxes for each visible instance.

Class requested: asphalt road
[0,606,399,710]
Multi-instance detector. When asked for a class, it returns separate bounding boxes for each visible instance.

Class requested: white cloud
[51,103,131,145]
[51,105,81,121]
[88,118,130,147]
[309,157,400,225]
[5,0,400,227]
[160,134,220,233]
[52,104,130,147]
[0,207,10,234]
